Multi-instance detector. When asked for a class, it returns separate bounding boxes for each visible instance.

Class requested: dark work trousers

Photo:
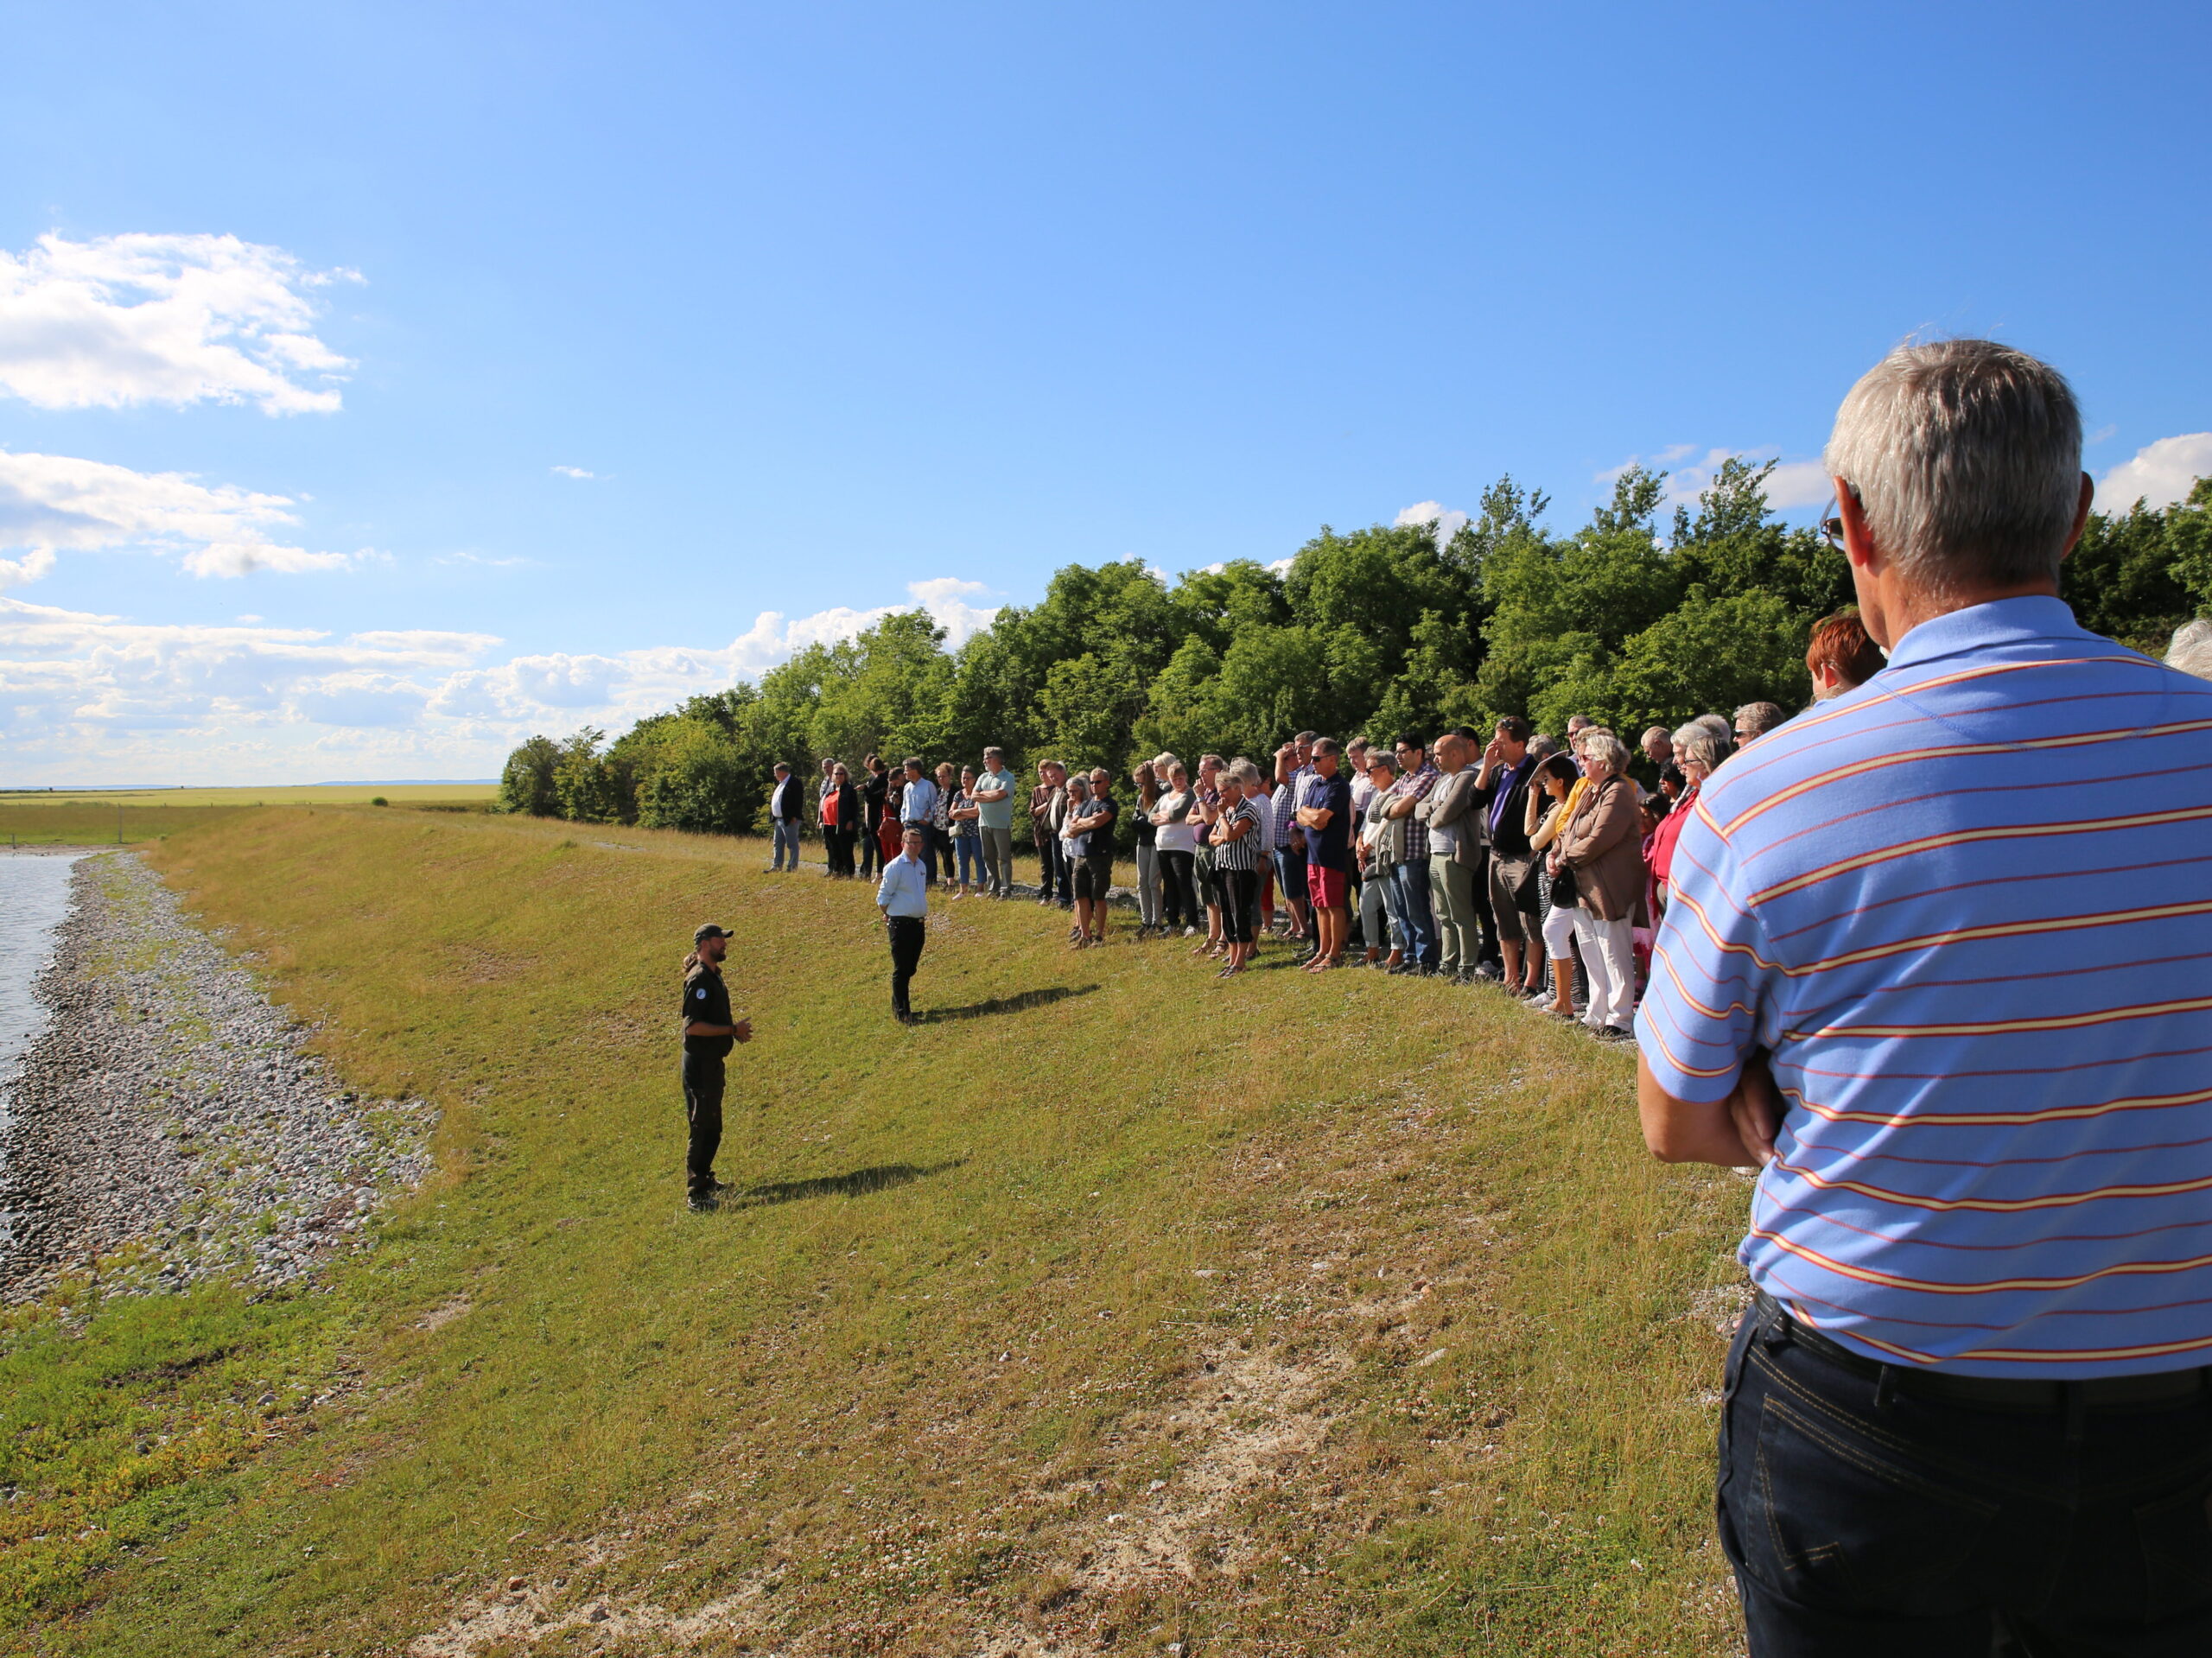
[1159,849,1198,930]
[1720,1292,2212,1656]
[887,915,925,1019]
[824,826,854,877]
[1038,836,1071,905]
[680,1048,724,1195]
[1471,845,1503,969]
[858,818,883,880]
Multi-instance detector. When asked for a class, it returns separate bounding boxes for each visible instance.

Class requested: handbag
[1548,862,1578,907]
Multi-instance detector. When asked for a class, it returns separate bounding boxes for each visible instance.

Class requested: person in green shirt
[970,745,1018,899]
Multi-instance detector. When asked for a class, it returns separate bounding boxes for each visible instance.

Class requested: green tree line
[500,464,2212,838]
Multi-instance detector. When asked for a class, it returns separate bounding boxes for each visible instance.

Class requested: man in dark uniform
[681,923,752,1211]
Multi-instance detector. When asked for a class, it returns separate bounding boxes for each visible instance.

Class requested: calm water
[0,854,82,1103]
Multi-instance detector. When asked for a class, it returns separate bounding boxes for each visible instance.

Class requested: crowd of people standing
[759,605,1889,1040]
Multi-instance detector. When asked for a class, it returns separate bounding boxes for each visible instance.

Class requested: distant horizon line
[0,779,499,792]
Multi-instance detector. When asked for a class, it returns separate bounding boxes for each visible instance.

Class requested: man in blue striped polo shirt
[1637,339,2212,1654]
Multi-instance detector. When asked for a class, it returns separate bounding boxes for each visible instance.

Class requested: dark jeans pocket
[1732,1373,1998,1617]
[2134,1471,2212,1623]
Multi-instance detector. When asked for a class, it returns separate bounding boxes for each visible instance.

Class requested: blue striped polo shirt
[1637,596,2212,1376]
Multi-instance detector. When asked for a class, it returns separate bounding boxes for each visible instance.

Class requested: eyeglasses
[1819,488,1859,553]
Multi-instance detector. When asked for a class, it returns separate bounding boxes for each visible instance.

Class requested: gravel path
[0,851,436,1304]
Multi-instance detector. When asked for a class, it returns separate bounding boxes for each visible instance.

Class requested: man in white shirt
[896,758,941,886]
[876,826,931,1024]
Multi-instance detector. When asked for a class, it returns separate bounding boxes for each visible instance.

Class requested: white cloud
[2098,433,2212,513]
[181,541,352,578]
[0,448,352,580]
[0,232,357,415]
[905,576,999,644]
[1,547,55,591]
[1268,556,1294,575]
[1395,500,1471,549]
[1601,446,1832,515]
[550,465,595,480]
[0,577,1012,783]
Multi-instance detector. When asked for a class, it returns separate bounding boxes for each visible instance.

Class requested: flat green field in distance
[4,809,1751,1656]
[0,785,496,848]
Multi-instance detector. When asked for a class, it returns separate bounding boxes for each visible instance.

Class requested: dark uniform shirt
[683,963,734,1056]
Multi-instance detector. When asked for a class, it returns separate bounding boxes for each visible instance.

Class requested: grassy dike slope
[23,808,1750,1655]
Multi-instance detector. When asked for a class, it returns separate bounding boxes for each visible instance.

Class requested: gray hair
[2169,619,2212,683]
[1527,733,1560,760]
[1231,759,1265,787]
[1671,723,1725,770]
[1580,732,1630,775]
[1151,750,1180,774]
[1691,713,1733,746]
[1824,339,2082,596]
[1733,702,1787,740]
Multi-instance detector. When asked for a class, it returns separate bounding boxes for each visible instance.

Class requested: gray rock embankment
[0,852,436,1304]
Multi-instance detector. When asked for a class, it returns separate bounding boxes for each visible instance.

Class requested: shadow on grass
[731,1159,965,1209]
[916,984,1099,1023]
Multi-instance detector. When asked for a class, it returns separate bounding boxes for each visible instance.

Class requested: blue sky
[3,0,2207,783]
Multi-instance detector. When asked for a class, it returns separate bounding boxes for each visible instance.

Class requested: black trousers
[680,1048,724,1194]
[1471,845,1503,968]
[858,820,883,879]
[1217,867,1258,943]
[823,826,854,877]
[1722,1292,2212,1655]
[1158,849,1198,928]
[887,915,925,1018]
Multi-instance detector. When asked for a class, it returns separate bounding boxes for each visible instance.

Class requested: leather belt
[1753,1292,2211,1410]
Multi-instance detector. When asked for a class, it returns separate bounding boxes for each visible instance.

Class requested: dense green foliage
[504,467,2212,835]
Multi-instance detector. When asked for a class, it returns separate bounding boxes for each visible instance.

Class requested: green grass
[0,788,493,848]
[3,809,1751,1655]
[0,785,497,807]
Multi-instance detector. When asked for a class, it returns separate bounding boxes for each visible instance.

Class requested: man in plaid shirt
[1382,734,1440,972]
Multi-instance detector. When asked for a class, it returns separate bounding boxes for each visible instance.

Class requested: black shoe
[1473,962,1503,981]
[687,1192,719,1213]
[1595,1024,1635,1042]
[1386,962,1416,975]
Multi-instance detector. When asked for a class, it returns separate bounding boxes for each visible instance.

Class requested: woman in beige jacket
[1554,731,1643,1039]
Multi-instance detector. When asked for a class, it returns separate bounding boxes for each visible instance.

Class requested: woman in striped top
[1209,760,1268,975]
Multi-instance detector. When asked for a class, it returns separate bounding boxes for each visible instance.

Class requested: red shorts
[1306,863,1346,911]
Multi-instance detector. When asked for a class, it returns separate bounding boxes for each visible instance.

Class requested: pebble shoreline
[0,852,436,1305]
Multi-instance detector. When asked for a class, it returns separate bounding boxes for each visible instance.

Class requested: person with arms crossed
[1295,738,1353,971]
[971,746,1018,898]
[1637,339,2212,1655]
[679,924,752,1212]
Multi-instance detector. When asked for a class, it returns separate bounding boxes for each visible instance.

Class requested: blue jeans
[1721,1292,2212,1655]
[1375,860,1410,951]
[1391,859,1435,966]
[955,835,982,886]
[771,820,801,870]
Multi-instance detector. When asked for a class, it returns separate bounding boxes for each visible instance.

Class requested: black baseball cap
[694,923,732,944]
